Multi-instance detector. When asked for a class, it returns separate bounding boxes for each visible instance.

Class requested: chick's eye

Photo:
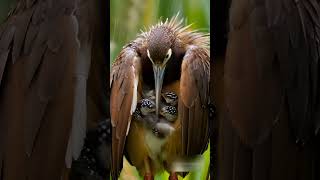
[165,54,169,59]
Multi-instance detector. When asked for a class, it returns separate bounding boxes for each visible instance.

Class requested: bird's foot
[144,173,154,180]
[169,172,178,180]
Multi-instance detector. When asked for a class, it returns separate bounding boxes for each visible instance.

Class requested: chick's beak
[153,64,166,116]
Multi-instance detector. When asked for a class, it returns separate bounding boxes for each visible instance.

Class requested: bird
[135,93,178,123]
[132,98,158,128]
[110,14,210,180]
[160,105,178,122]
[0,1,110,180]
[214,0,320,180]
[139,99,156,116]
[162,91,178,106]
[130,99,176,180]
[133,97,177,137]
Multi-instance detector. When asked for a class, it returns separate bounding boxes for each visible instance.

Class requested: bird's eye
[163,48,172,65]
[165,48,172,60]
[147,49,155,64]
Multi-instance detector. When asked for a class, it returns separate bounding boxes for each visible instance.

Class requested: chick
[160,105,178,122]
[161,91,178,106]
[139,99,156,116]
[132,108,143,122]
[132,96,176,138]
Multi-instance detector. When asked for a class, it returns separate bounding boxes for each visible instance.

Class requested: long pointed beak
[153,64,166,116]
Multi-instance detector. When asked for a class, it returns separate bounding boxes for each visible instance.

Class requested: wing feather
[180,45,210,156]
[266,0,320,142]
[0,0,110,179]
[227,0,320,146]
[111,45,141,179]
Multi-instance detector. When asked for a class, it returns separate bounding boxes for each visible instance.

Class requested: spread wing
[110,42,142,179]
[179,45,210,156]
[0,0,109,179]
[226,0,320,146]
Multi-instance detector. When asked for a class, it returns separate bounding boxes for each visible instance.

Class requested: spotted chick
[162,91,178,106]
[132,99,157,128]
[133,98,175,138]
[139,99,156,116]
[160,105,178,122]
[132,108,143,122]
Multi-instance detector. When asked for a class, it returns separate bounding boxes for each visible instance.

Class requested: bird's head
[147,27,173,65]
[146,27,174,115]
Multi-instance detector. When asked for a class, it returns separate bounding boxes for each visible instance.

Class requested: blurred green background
[110,0,210,180]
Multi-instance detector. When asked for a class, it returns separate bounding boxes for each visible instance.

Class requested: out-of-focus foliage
[110,0,210,179]
[0,0,16,23]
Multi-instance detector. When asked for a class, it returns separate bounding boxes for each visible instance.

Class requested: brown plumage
[0,0,109,180]
[215,0,320,180]
[110,15,210,179]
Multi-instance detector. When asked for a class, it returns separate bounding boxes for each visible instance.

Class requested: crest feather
[140,13,209,50]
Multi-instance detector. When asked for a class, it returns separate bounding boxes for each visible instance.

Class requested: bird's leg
[169,172,178,180]
[144,158,154,180]
[144,173,154,180]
